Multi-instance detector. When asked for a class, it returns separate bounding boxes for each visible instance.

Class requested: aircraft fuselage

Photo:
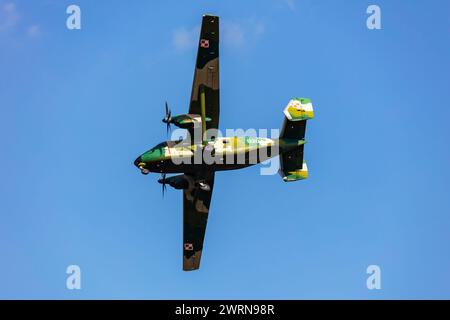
[134,136,305,175]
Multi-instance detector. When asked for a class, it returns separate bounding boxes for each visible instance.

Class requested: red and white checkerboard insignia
[200,39,209,48]
[184,243,194,251]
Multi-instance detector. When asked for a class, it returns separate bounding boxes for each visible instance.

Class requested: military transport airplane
[134,14,314,271]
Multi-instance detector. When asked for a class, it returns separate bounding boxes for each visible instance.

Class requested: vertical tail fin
[280,98,314,139]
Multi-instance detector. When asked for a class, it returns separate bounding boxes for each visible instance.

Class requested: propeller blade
[166,121,171,136]
[163,101,172,137]
[160,173,166,197]
[163,101,171,120]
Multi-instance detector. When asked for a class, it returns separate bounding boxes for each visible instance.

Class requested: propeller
[157,173,167,197]
[162,101,172,135]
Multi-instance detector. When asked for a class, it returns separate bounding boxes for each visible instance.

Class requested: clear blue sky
[1,0,450,299]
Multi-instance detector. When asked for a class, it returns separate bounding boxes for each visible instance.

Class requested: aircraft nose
[134,156,143,167]
[134,156,150,175]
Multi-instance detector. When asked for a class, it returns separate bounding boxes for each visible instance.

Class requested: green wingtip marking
[301,98,311,104]
[292,97,311,104]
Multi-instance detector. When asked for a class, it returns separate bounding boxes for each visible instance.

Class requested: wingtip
[203,14,219,19]
[183,251,202,271]
[183,267,200,272]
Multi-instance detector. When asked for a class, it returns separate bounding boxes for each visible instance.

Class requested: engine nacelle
[163,174,191,190]
[159,174,211,191]
[170,114,211,129]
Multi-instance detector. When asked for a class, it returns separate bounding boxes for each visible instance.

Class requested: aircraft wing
[182,173,215,271]
[188,15,220,133]
[182,14,219,271]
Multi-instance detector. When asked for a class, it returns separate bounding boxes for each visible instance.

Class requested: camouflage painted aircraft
[134,15,314,271]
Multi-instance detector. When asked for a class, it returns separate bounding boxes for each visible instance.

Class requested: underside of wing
[182,173,215,271]
[188,14,220,136]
